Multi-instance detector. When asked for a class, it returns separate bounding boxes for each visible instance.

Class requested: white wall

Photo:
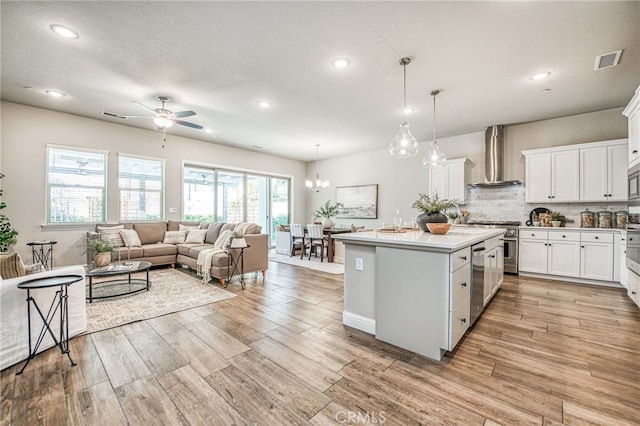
[308,107,628,227]
[0,101,307,266]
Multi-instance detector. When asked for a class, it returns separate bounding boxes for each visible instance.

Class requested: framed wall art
[336,184,378,219]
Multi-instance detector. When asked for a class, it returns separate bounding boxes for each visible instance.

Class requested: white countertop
[333,228,505,252]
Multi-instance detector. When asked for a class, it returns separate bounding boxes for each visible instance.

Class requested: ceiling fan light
[389,122,419,158]
[153,116,173,128]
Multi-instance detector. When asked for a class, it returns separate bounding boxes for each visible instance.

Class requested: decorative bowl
[426,223,451,235]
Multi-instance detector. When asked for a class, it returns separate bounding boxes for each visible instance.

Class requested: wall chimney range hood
[469,125,521,187]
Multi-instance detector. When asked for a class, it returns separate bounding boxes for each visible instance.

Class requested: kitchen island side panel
[375,246,450,360]
[343,243,377,333]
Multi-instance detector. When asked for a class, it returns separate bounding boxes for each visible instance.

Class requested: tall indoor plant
[312,200,344,229]
[412,193,459,232]
[0,173,18,252]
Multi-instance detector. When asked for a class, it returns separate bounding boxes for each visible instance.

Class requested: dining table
[321,228,353,262]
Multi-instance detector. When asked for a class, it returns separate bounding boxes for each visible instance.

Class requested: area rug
[269,252,345,275]
[85,268,235,333]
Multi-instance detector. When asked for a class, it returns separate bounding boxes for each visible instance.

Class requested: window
[119,154,165,221]
[183,166,215,222]
[46,145,107,223]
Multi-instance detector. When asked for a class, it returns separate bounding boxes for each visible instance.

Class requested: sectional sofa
[88,220,268,286]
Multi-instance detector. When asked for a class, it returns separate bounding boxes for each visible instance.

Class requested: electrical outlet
[355,257,364,271]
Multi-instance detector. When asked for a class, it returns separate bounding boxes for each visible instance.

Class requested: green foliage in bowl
[412,193,459,215]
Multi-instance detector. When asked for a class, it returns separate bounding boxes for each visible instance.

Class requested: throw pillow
[213,229,233,249]
[184,229,207,244]
[179,224,200,232]
[0,253,26,279]
[97,225,125,247]
[25,263,44,275]
[119,229,142,247]
[205,222,223,244]
[163,230,186,244]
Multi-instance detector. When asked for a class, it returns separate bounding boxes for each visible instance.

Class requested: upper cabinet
[428,158,470,203]
[523,139,628,203]
[623,85,640,167]
[523,150,579,203]
[579,141,628,202]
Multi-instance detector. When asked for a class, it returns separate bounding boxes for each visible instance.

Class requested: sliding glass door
[183,165,290,246]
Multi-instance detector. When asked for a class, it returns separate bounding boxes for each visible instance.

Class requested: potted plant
[313,200,344,229]
[0,173,18,252]
[411,193,459,232]
[551,212,566,227]
[87,237,116,267]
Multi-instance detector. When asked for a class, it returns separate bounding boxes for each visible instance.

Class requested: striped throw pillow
[0,253,26,279]
[97,225,125,247]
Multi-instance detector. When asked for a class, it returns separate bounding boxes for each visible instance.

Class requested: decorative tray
[376,228,407,233]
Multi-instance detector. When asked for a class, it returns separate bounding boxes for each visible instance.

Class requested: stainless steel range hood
[469,125,521,187]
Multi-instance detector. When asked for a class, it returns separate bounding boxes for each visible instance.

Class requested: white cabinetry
[614,232,627,287]
[483,235,504,306]
[627,269,640,308]
[580,232,614,281]
[429,158,470,202]
[449,247,471,349]
[623,84,640,167]
[547,232,581,278]
[579,141,628,202]
[524,150,579,203]
[519,229,617,283]
[524,140,628,203]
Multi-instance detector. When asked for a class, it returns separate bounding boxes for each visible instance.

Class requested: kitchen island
[333,228,505,361]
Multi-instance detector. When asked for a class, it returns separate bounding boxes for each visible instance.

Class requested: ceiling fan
[101,96,203,130]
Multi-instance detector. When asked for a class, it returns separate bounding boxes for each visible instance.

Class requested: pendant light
[389,57,419,158]
[306,144,330,192]
[423,90,447,169]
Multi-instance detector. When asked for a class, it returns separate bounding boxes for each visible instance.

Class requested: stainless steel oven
[629,164,640,208]
[464,221,519,274]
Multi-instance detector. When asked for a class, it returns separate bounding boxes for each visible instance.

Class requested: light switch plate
[168,207,177,214]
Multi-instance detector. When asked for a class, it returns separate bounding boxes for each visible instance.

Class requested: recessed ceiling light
[404,107,415,114]
[46,90,65,98]
[24,86,34,91]
[257,101,271,108]
[251,145,263,149]
[50,25,79,39]
[530,71,550,81]
[332,58,350,69]
[204,128,213,133]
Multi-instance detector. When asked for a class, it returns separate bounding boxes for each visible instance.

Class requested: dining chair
[334,223,353,231]
[306,224,326,262]
[289,224,306,258]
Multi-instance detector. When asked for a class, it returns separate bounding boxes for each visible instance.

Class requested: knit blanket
[196,247,224,283]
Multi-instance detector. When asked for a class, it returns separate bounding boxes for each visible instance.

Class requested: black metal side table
[26,240,57,270]
[226,245,249,289]
[16,274,83,375]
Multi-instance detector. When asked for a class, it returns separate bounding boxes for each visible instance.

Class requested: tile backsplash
[462,184,627,226]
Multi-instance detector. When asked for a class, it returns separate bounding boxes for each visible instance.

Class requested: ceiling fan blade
[131,101,156,114]
[173,110,196,118]
[174,119,203,129]
[101,111,128,120]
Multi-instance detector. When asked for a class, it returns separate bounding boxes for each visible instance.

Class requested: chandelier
[306,144,330,192]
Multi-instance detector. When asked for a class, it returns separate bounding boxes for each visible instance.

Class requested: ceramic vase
[416,212,447,232]
[321,218,334,229]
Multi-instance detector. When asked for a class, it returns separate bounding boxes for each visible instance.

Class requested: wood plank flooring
[2,262,639,425]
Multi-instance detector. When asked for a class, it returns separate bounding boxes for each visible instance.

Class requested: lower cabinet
[627,269,640,307]
[519,229,616,282]
[484,236,504,306]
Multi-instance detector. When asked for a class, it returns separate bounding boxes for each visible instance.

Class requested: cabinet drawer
[580,232,613,243]
[450,247,471,271]
[449,295,471,350]
[450,263,471,310]
[548,231,580,242]
[520,230,548,240]
[485,235,503,251]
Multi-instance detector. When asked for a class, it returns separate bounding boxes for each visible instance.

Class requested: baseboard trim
[518,272,622,288]
[343,311,376,334]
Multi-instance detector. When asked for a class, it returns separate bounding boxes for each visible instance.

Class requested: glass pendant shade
[389,122,419,158]
[423,89,447,169]
[423,140,447,169]
[306,144,329,191]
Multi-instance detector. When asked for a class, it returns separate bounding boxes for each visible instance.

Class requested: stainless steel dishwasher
[470,242,486,325]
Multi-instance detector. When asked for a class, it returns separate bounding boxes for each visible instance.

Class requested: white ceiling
[2,1,639,162]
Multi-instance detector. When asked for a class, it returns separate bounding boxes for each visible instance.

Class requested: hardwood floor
[2,262,639,425]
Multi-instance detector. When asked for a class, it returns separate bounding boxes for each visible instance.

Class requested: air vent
[594,50,622,70]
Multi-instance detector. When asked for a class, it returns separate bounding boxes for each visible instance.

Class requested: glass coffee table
[84,261,152,303]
